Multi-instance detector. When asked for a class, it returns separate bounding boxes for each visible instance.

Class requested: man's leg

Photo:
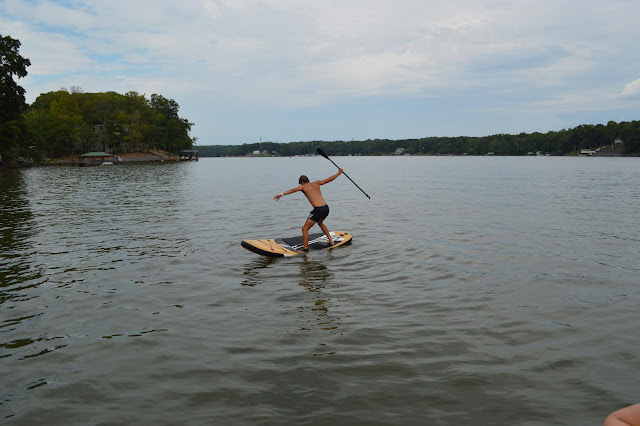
[301,219,316,251]
[318,220,334,246]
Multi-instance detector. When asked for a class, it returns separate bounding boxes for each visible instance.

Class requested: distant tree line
[0,34,195,164]
[198,121,640,157]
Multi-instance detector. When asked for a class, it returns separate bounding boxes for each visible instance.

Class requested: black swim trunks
[308,204,329,223]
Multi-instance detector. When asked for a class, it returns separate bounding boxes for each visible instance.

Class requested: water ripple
[1,158,640,424]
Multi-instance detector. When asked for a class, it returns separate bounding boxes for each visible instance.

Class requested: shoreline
[2,149,179,168]
[2,149,638,169]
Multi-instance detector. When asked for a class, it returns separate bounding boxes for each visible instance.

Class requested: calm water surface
[1,157,639,425]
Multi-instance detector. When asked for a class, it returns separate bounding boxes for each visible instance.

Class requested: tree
[150,94,180,120]
[0,35,30,122]
[0,34,31,160]
[26,90,195,157]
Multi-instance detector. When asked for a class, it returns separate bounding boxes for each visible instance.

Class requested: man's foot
[297,248,309,253]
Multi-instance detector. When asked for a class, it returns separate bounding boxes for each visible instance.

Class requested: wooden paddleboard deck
[241,231,352,257]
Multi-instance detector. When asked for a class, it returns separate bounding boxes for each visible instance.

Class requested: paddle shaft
[318,149,370,199]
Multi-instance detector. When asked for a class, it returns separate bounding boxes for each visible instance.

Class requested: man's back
[301,181,327,207]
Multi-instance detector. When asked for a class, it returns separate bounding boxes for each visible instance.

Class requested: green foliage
[25,90,195,158]
[0,34,30,122]
[0,34,31,161]
[197,121,640,157]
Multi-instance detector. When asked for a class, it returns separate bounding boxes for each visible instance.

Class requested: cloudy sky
[2,0,640,145]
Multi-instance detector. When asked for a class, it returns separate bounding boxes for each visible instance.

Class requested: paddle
[317,148,370,199]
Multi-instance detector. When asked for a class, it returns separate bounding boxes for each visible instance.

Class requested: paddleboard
[241,231,352,257]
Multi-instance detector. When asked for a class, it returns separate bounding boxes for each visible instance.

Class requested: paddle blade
[316,148,329,159]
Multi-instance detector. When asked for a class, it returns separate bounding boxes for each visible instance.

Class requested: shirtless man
[274,169,343,252]
[605,403,640,426]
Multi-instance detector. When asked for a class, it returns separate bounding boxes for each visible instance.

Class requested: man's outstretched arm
[274,184,303,201]
[317,168,343,185]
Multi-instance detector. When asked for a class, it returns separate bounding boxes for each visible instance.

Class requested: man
[605,403,640,426]
[274,168,343,252]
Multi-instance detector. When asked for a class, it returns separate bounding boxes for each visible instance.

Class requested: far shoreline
[2,148,638,169]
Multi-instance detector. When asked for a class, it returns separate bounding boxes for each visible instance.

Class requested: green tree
[26,90,195,157]
[0,34,31,161]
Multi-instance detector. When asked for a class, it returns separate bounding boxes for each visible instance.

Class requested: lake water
[1,156,639,425]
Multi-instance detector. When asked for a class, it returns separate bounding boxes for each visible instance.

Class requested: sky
[2,0,640,145]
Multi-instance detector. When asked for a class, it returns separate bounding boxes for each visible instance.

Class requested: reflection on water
[241,257,278,287]
[297,259,341,334]
[0,170,44,298]
[242,255,341,333]
[0,170,51,365]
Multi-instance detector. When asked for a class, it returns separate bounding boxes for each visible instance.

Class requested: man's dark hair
[299,175,309,184]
